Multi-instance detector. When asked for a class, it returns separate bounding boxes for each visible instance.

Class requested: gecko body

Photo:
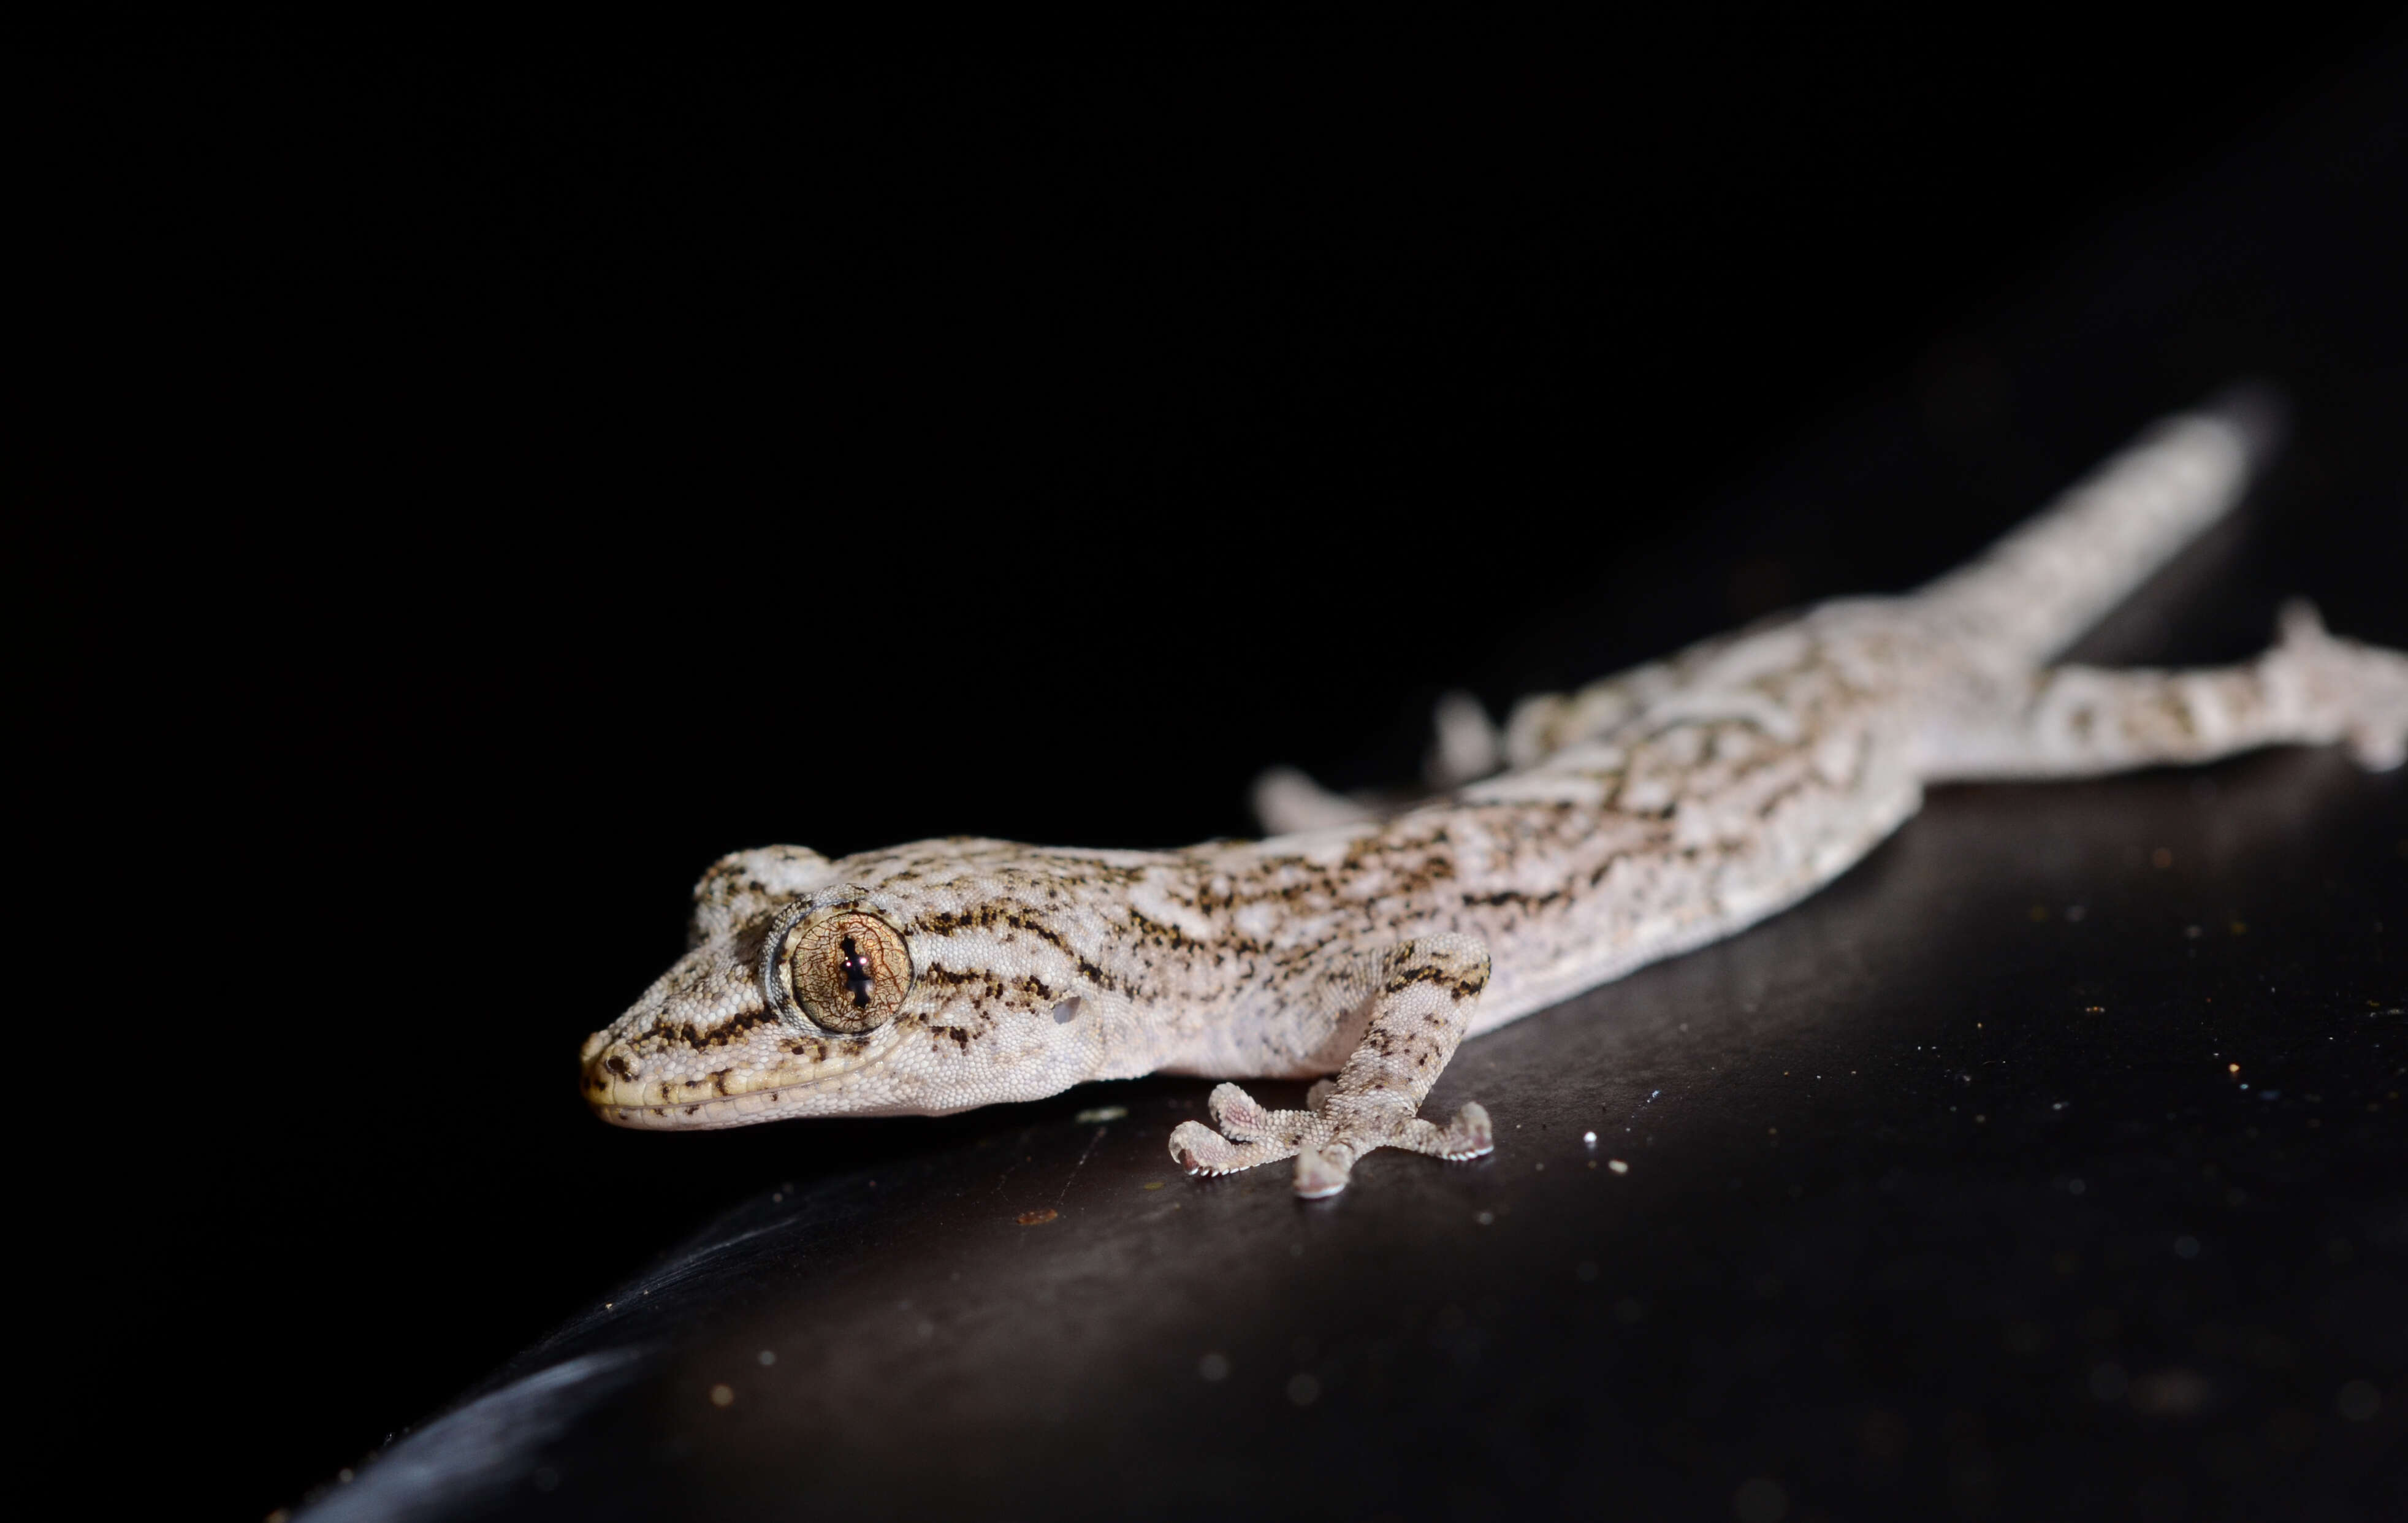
[581,393,2408,1195]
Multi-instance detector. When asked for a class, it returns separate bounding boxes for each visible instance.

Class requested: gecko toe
[1168,1120,1226,1175]
[1206,1082,1276,1140]
[1292,1145,1353,1198]
[1451,1101,1495,1158]
[1401,1101,1493,1160]
[1171,1118,1301,1177]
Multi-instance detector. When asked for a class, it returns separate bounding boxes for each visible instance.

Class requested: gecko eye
[762,903,912,1034]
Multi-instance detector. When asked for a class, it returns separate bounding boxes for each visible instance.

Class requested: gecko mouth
[581,1047,894,1130]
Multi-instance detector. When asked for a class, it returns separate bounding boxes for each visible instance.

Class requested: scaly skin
[581,392,2408,1194]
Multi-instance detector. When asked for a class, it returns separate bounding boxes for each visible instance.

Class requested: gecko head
[579,842,1114,1128]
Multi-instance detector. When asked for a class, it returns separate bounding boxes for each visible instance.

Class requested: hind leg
[1920,601,2408,780]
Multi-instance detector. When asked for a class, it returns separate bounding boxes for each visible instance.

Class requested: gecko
[580,389,2408,1197]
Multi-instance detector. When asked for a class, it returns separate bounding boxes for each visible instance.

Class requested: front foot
[1170,933,1497,1199]
[1168,1088,1496,1197]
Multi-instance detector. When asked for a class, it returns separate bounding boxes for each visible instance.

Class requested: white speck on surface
[1609,1160,1629,1175]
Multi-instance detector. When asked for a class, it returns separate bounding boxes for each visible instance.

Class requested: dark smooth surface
[319,752,2406,1523]
[19,36,2407,1523]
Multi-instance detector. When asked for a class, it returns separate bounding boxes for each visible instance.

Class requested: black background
[17,30,2407,1520]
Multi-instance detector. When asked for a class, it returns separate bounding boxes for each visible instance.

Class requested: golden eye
[766,904,912,1033]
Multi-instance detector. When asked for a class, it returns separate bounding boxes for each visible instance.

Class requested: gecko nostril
[1052,998,1085,1025]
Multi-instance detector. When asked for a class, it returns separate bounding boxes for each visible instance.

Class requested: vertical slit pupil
[839,934,876,1008]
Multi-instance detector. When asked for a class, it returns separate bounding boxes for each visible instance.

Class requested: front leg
[1168,936,1495,1199]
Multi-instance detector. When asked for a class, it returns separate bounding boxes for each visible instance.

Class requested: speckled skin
[581,394,2408,1194]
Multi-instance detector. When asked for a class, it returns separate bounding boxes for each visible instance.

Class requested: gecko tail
[1915,382,2288,664]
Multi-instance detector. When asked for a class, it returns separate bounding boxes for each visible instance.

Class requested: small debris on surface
[1074,1105,1128,1124]
[1016,1208,1059,1226]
